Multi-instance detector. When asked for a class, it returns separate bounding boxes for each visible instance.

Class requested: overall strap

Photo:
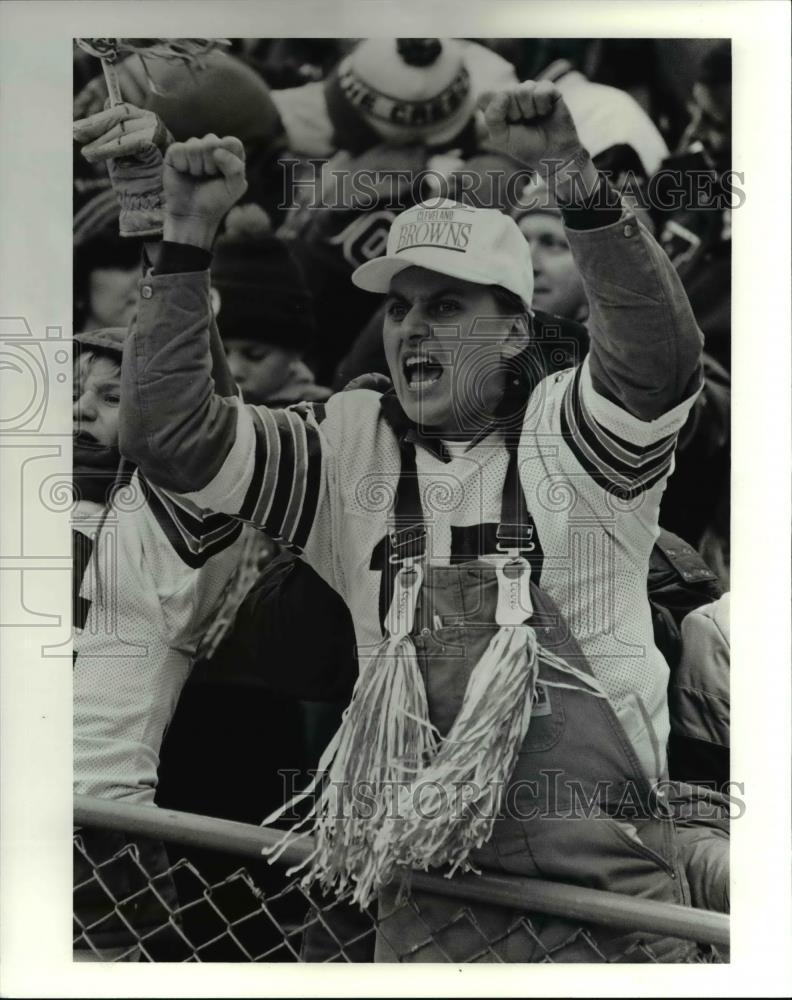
[497,443,536,557]
[389,438,538,564]
[389,437,427,563]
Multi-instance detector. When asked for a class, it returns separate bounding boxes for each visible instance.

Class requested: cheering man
[118,83,723,962]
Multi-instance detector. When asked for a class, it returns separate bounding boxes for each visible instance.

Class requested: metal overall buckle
[496,521,536,555]
[385,557,424,638]
[494,524,534,626]
[388,523,427,564]
[385,523,426,637]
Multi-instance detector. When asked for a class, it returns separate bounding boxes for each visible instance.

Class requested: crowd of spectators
[72,37,732,961]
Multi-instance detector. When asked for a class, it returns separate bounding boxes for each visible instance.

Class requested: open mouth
[74,429,101,448]
[402,352,444,391]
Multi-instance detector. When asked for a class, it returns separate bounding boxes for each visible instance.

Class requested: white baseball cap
[351,199,534,311]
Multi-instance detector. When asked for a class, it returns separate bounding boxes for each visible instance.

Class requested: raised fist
[477,81,584,174]
[162,135,248,249]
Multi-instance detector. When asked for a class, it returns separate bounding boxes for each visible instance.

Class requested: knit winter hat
[211,210,316,352]
[328,38,474,147]
[143,49,282,145]
[74,326,129,360]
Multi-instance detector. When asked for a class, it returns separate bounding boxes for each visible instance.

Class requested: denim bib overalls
[371,437,696,963]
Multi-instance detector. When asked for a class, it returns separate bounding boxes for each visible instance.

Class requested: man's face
[517,212,588,323]
[382,268,523,438]
[87,266,139,329]
[73,353,121,448]
[223,338,314,405]
[685,81,731,171]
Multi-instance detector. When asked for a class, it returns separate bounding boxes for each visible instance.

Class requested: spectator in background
[208,205,331,406]
[270,37,517,159]
[72,325,249,961]
[668,593,730,791]
[666,592,730,913]
[74,233,141,334]
[530,52,669,181]
[648,42,732,580]
[676,42,731,176]
[582,39,725,150]
[654,41,732,371]
[516,207,589,324]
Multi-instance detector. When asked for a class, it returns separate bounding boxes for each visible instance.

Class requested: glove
[73,104,173,238]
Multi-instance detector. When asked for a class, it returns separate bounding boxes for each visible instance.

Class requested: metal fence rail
[74,794,729,963]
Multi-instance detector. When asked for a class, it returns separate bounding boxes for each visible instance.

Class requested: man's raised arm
[119,135,250,494]
[480,82,704,421]
[119,134,329,559]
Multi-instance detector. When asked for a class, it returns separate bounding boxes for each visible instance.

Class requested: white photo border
[0,0,790,995]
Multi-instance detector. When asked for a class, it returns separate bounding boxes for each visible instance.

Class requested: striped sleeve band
[239,405,323,553]
[180,399,326,555]
[146,481,244,569]
[560,365,681,499]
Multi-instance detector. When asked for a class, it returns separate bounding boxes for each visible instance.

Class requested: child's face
[73,352,121,448]
[222,339,314,405]
[382,268,524,438]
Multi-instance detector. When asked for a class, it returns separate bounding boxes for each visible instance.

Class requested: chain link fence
[74,795,729,964]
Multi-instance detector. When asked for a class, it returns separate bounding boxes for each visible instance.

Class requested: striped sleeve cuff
[147,482,244,569]
[560,357,701,498]
[237,405,323,552]
[182,399,324,554]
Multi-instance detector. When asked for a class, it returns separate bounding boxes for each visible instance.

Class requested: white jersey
[73,470,252,805]
[177,356,698,782]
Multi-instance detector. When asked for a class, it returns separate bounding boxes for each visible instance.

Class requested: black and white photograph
[0,1,790,996]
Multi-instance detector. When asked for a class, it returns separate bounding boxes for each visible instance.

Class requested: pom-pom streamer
[262,620,608,909]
